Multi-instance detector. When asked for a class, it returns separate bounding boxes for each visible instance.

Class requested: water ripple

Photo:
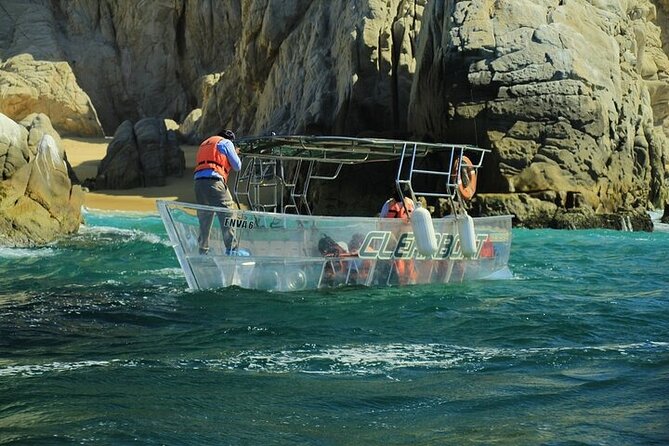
[2,341,666,378]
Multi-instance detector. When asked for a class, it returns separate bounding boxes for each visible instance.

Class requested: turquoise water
[1,210,668,445]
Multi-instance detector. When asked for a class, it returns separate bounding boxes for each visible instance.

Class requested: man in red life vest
[194,129,242,255]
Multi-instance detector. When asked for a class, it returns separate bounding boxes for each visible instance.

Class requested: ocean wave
[138,267,183,278]
[0,360,116,377]
[81,207,157,218]
[76,225,170,246]
[3,341,665,378]
[653,222,669,232]
[0,247,57,259]
[214,341,669,375]
[648,210,669,232]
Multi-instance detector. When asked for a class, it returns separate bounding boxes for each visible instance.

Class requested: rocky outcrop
[95,118,185,189]
[0,113,84,247]
[0,0,668,228]
[472,192,652,231]
[409,0,669,222]
[0,54,104,137]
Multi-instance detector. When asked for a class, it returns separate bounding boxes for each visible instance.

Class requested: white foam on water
[144,267,184,278]
[81,207,158,219]
[6,342,664,378]
[0,247,57,259]
[77,225,169,246]
[189,340,669,375]
[0,360,115,377]
[192,343,502,375]
[648,210,669,232]
[481,267,514,280]
[653,222,669,232]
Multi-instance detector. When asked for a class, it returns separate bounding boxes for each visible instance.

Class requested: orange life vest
[480,236,495,258]
[194,136,233,181]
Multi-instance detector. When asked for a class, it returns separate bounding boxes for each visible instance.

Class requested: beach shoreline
[64,137,198,213]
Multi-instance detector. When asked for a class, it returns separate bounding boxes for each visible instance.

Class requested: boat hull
[158,201,513,291]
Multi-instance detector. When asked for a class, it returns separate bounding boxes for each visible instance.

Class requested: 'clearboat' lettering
[357,230,488,260]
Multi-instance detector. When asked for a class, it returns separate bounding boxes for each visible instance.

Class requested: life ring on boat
[451,155,477,200]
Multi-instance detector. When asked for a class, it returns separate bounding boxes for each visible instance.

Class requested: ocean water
[1,210,668,445]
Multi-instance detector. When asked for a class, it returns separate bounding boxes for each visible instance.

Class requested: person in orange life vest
[380,186,415,219]
[380,186,417,284]
[194,129,242,255]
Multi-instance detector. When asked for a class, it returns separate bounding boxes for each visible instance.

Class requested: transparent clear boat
[158,136,513,291]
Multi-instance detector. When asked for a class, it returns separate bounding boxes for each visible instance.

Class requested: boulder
[0,113,30,180]
[19,112,79,184]
[95,118,185,189]
[94,120,142,189]
[0,54,104,137]
[0,113,84,247]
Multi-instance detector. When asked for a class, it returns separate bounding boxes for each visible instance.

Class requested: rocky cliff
[411,0,669,226]
[1,0,668,229]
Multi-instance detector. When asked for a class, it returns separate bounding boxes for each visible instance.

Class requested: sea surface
[1,210,668,445]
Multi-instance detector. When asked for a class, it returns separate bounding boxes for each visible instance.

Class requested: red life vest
[194,136,233,181]
[384,199,414,220]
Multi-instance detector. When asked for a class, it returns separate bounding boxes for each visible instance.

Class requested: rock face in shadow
[95,118,185,189]
[0,0,667,228]
[0,113,84,247]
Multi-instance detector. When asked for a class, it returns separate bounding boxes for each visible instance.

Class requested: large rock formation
[0,113,84,246]
[0,54,104,136]
[0,0,424,136]
[409,0,669,226]
[0,0,667,228]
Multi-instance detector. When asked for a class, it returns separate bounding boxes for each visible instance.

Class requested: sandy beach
[63,137,198,213]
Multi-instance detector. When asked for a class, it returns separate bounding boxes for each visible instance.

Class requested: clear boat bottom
[158,201,513,291]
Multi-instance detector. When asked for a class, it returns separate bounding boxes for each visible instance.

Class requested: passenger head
[218,129,236,141]
[318,235,344,255]
[349,233,365,252]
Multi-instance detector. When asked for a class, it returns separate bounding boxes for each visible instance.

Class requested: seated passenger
[380,187,415,220]
[318,235,348,286]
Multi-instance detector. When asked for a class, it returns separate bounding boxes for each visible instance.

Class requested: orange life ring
[452,155,477,200]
